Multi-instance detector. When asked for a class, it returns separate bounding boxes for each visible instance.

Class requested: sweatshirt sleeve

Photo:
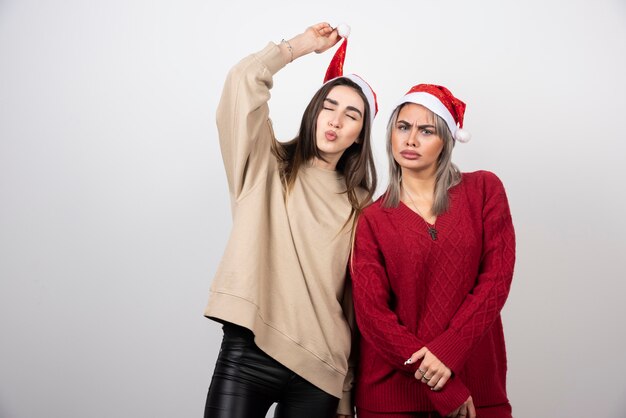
[427,171,516,373]
[337,273,356,416]
[216,42,287,201]
[351,213,470,415]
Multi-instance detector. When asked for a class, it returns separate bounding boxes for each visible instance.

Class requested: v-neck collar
[389,182,463,240]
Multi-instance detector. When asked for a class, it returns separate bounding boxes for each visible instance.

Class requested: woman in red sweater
[351,84,515,418]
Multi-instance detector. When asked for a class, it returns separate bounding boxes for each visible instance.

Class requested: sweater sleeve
[351,213,470,415]
[216,42,287,201]
[427,171,516,373]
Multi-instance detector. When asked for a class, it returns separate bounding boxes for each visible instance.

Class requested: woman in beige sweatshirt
[203,23,377,418]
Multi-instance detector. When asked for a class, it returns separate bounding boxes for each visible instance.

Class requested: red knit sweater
[351,171,516,416]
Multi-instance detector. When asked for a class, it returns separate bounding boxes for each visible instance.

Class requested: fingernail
[404,358,412,365]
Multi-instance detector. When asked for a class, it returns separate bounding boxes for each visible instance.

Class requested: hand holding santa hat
[323,23,378,124]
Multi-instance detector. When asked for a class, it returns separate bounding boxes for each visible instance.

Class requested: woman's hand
[406,347,452,391]
[446,396,475,418]
[305,22,340,54]
[281,22,341,62]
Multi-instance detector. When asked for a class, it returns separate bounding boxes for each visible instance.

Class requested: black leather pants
[204,323,340,418]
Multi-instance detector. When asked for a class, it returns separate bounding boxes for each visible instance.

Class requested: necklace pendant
[428,226,438,241]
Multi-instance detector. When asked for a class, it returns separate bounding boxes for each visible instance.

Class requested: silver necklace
[403,185,438,241]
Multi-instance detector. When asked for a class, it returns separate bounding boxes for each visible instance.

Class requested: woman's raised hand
[281,22,342,62]
[305,22,341,54]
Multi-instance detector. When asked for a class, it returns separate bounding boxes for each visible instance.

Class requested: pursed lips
[325,130,337,141]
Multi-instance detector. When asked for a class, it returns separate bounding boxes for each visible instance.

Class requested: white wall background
[1,0,625,417]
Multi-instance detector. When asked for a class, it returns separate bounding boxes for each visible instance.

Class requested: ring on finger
[422,375,431,381]
[417,368,425,375]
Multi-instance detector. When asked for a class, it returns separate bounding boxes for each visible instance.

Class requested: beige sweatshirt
[204,42,359,414]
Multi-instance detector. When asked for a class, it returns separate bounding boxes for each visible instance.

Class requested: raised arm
[215,23,340,201]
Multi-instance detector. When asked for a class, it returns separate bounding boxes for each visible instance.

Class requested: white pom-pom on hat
[337,23,351,38]
[454,128,471,143]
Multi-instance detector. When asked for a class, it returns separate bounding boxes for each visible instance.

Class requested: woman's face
[391,103,444,176]
[315,85,365,169]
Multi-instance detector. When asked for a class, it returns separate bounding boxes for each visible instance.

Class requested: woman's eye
[421,129,435,135]
[347,114,357,121]
[397,125,408,131]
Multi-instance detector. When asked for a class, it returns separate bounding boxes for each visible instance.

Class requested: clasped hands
[405,347,476,418]
[405,347,451,391]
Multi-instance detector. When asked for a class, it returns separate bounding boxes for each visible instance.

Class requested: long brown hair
[382,103,461,215]
[271,77,377,221]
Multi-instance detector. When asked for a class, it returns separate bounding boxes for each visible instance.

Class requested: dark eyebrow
[325,98,363,118]
[346,106,363,118]
[417,124,436,130]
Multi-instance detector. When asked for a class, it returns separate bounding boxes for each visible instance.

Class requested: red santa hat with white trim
[323,24,378,124]
[397,84,471,143]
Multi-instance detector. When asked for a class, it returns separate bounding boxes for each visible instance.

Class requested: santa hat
[397,84,471,143]
[323,24,378,124]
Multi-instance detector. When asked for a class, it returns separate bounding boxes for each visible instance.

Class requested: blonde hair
[382,104,461,215]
